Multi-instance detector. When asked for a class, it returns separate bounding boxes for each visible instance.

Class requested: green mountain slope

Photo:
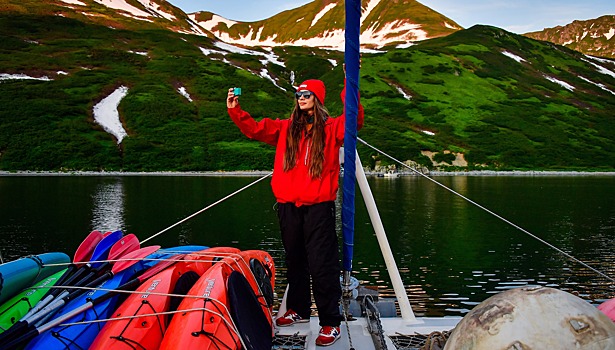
[1,14,614,172]
[525,15,615,59]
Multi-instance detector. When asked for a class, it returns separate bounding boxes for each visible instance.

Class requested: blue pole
[342,0,360,273]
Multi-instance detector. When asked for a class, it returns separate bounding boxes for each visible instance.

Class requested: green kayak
[0,269,67,333]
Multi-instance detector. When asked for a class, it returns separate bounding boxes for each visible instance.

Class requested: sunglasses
[295,91,313,100]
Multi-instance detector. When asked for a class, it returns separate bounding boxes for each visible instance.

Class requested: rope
[142,172,273,244]
[341,298,355,350]
[358,137,615,283]
[44,254,244,268]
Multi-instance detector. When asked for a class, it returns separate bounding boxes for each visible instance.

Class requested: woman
[227,78,363,347]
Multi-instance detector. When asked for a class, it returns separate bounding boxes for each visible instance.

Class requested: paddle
[13,230,122,327]
[1,252,187,350]
[48,230,124,294]
[20,231,126,319]
[37,244,161,318]
[22,236,142,327]
[74,230,105,263]
[68,233,140,289]
[32,230,104,304]
[0,232,129,343]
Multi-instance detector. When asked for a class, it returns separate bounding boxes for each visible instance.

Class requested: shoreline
[2,170,615,177]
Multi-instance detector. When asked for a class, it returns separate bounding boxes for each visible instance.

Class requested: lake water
[1,174,614,317]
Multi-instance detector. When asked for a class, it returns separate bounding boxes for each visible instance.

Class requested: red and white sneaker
[275,309,309,327]
[315,326,341,346]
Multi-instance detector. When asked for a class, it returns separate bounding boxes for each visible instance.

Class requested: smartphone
[233,87,242,96]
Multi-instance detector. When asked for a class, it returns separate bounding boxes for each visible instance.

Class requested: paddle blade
[112,245,161,274]
[73,230,104,264]
[90,231,123,269]
[108,233,140,261]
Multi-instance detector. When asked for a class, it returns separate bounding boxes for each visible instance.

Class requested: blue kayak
[0,253,70,305]
[24,246,207,350]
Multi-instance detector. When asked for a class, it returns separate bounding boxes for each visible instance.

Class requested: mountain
[1,0,212,36]
[525,15,615,58]
[1,9,615,172]
[190,0,462,49]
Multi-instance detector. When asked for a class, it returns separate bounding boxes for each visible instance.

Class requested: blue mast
[342,0,360,276]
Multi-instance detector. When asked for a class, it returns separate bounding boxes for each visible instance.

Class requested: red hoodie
[228,92,364,207]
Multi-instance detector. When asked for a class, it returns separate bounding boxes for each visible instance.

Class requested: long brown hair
[283,97,330,178]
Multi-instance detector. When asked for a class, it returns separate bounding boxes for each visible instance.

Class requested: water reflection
[1,175,614,318]
[91,178,125,232]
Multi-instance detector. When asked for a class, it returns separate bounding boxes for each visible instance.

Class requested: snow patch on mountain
[444,22,459,30]
[136,0,176,21]
[193,13,237,32]
[199,43,286,90]
[544,75,575,91]
[213,41,284,67]
[583,57,615,79]
[361,0,381,22]
[502,51,526,63]
[0,73,52,81]
[578,75,615,95]
[59,0,86,6]
[311,3,337,28]
[394,85,412,100]
[93,86,129,144]
[178,86,193,102]
[94,0,150,18]
[361,21,428,45]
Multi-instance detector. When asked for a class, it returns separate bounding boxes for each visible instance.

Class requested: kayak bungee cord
[22,251,273,349]
[141,172,272,245]
[28,252,268,298]
[357,137,615,284]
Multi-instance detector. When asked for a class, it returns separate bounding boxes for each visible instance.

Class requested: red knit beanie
[297,79,326,104]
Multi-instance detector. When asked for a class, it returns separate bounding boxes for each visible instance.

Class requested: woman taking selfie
[227,76,364,346]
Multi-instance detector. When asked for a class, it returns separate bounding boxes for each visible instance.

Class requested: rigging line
[357,137,615,283]
[142,172,273,244]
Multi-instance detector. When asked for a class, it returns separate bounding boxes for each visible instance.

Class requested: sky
[166,0,613,34]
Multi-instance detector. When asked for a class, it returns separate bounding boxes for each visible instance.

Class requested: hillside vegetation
[1,14,615,172]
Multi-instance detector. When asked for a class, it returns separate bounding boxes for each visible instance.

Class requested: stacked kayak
[0,252,70,306]
[0,269,66,333]
[159,249,275,350]
[89,246,241,350]
[0,231,276,350]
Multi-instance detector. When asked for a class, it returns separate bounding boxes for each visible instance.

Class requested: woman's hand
[227,88,239,108]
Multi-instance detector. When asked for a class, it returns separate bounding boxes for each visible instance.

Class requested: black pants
[277,201,342,327]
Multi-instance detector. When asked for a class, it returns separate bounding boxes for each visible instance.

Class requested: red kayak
[159,250,275,350]
[89,247,240,350]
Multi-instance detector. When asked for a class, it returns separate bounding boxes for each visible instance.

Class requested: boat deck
[273,316,461,350]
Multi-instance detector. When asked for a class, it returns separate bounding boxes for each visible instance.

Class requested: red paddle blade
[73,231,104,264]
[112,245,161,274]
[108,233,140,261]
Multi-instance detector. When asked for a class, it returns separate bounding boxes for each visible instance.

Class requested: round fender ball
[444,286,615,350]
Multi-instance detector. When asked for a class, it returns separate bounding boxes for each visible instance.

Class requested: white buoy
[444,286,615,350]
